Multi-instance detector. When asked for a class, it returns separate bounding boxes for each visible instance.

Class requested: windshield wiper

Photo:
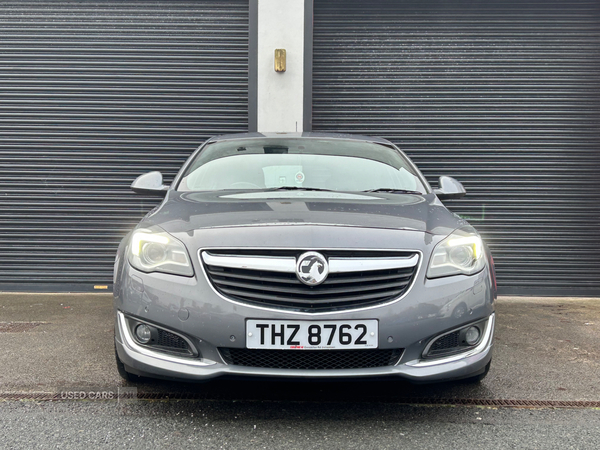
[363,188,423,194]
[265,186,336,192]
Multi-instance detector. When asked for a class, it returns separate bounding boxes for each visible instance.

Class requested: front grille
[219,348,403,370]
[203,250,419,312]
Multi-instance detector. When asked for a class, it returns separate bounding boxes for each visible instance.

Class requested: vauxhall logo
[296,252,329,286]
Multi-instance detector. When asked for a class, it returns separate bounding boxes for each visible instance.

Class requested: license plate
[246,320,378,350]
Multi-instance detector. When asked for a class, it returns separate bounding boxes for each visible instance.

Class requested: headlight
[427,227,485,279]
[128,227,193,277]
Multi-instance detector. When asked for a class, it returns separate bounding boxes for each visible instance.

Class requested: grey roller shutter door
[313,0,600,296]
[0,0,249,291]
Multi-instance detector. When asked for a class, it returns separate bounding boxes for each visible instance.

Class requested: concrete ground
[0,294,599,402]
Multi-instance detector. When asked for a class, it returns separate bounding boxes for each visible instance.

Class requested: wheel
[115,344,142,382]
[462,360,491,383]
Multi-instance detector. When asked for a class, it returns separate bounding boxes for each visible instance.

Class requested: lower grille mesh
[157,329,189,351]
[429,331,460,353]
[219,348,403,370]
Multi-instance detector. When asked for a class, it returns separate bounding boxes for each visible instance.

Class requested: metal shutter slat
[312,0,600,296]
[0,0,249,290]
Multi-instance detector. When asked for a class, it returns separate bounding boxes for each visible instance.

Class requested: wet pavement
[1,293,599,403]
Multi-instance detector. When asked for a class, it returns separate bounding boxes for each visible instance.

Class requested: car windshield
[177,138,428,194]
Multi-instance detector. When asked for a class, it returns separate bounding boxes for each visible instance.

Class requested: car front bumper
[114,244,495,383]
[115,309,494,382]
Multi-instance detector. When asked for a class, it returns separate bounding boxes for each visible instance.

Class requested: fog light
[135,324,152,343]
[465,326,480,345]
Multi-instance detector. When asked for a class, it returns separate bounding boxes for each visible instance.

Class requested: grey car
[114,132,496,383]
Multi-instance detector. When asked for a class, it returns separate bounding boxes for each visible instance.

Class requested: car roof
[206,132,396,146]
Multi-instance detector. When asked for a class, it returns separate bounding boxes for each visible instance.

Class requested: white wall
[257,0,305,132]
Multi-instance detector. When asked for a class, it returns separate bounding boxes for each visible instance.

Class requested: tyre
[462,360,491,383]
[115,344,142,382]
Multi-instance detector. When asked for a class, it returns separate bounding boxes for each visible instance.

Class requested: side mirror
[434,176,466,200]
[131,171,168,196]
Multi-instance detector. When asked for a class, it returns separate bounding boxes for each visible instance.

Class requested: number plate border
[245,319,379,350]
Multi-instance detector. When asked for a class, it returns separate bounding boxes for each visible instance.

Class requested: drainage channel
[1,393,600,408]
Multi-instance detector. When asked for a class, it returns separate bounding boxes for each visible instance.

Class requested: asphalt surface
[1,294,599,401]
[1,400,600,449]
[1,294,600,449]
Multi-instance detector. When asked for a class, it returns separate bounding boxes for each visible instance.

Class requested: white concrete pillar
[252,0,309,133]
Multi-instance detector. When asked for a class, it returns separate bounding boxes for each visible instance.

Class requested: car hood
[141,190,467,237]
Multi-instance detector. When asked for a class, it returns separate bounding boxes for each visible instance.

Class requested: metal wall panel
[312,0,600,296]
[0,0,249,291]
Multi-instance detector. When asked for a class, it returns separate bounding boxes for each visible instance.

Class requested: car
[113,132,497,384]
